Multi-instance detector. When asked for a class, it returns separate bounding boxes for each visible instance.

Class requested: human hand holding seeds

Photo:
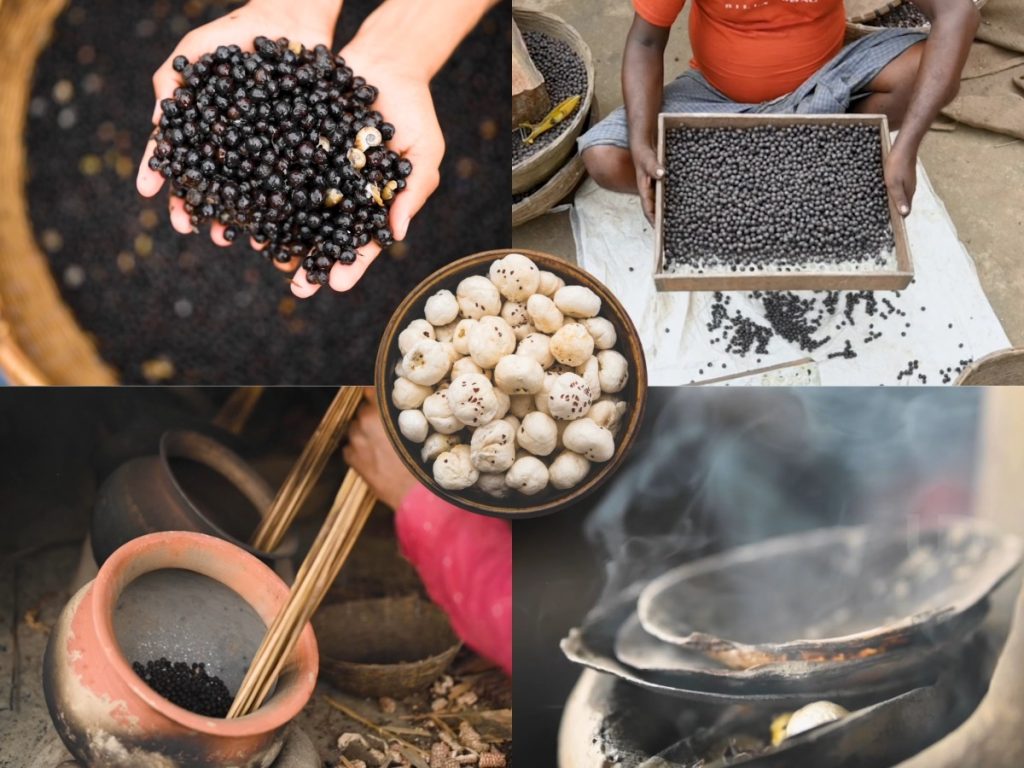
[630,142,664,225]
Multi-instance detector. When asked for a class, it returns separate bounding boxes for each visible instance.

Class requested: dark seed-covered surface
[512,30,587,166]
[868,2,930,29]
[27,0,507,384]
[150,36,410,287]
[663,123,895,273]
[133,658,233,717]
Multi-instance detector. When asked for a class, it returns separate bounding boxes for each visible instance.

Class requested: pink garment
[395,484,512,675]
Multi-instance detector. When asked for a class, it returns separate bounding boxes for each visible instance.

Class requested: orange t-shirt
[634,0,847,104]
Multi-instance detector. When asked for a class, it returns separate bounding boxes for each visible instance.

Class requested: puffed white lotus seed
[526,294,563,334]
[597,350,629,393]
[588,398,627,435]
[446,373,499,427]
[433,445,478,490]
[537,270,565,297]
[451,356,485,379]
[433,320,458,343]
[554,285,601,318]
[488,252,540,301]
[398,409,429,443]
[403,339,451,386]
[494,354,545,395]
[469,419,517,473]
[398,319,435,355]
[547,372,593,420]
[456,275,501,319]
[493,387,511,420]
[468,315,516,369]
[424,289,459,326]
[422,392,463,435]
[452,319,477,355]
[509,394,533,419]
[517,411,558,457]
[534,370,560,415]
[549,450,591,489]
[577,356,601,399]
[505,455,549,495]
[515,332,555,369]
[583,317,617,350]
[550,323,595,367]
[392,377,433,409]
[500,300,532,340]
[476,472,510,498]
[562,418,615,462]
[422,433,460,463]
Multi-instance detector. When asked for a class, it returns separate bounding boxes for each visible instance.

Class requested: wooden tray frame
[653,113,913,293]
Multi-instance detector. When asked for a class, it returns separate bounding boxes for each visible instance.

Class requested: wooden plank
[653,112,913,293]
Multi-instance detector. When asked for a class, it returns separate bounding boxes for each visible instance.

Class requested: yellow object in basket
[518,95,581,145]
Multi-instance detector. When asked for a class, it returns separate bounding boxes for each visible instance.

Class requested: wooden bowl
[313,596,461,698]
[511,9,595,195]
[375,249,648,518]
[956,348,1024,385]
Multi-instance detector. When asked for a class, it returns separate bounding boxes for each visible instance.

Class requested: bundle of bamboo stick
[229,469,375,717]
[250,387,363,552]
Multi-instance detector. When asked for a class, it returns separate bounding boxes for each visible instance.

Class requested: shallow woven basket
[313,595,461,698]
[0,0,116,384]
[846,0,988,40]
[956,348,1024,385]
[511,8,595,196]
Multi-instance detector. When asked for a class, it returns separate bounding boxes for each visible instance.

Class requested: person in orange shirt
[579,0,979,222]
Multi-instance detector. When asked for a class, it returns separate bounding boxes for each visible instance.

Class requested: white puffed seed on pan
[550,323,595,367]
[469,419,517,473]
[456,275,501,319]
[489,253,540,301]
[398,409,429,443]
[421,433,460,463]
[562,418,615,462]
[424,289,460,326]
[526,294,563,334]
[588,398,627,435]
[549,450,591,489]
[494,354,545,395]
[468,316,516,369]
[505,455,549,495]
[517,411,558,457]
[515,332,555,369]
[433,445,478,490]
[447,373,499,427]
[583,317,617,350]
[537,270,565,297]
[433,319,458,343]
[392,377,433,409]
[554,285,601,319]
[402,339,451,386]
[547,372,593,420]
[422,392,463,435]
[398,319,435,355]
[476,472,510,498]
[451,356,485,379]
[500,301,532,340]
[597,350,629,394]
[451,319,476,355]
[577,356,601,400]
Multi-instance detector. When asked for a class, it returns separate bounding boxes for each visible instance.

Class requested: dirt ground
[512,0,1024,346]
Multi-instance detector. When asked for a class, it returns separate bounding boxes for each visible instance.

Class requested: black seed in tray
[662,123,895,272]
[133,658,233,718]
[147,36,407,287]
[512,30,587,166]
[868,2,930,29]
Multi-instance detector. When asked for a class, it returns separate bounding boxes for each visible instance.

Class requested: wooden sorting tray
[653,113,913,293]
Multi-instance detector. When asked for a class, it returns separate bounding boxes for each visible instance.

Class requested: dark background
[26,0,509,384]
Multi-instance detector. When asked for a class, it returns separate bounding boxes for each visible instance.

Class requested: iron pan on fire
[638,522,1022,669]
[561,585,937,704]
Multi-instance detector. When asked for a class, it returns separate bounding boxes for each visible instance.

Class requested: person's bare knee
[582,145,636,194]
[860,43,925,127]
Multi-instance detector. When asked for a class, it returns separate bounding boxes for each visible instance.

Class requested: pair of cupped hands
[135,1,443,298]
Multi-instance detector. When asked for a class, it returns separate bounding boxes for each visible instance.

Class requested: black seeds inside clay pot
[133,658,233,717]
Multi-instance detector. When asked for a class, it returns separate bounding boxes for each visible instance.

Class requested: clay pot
[92,430,290,566]
[43,531,318,768]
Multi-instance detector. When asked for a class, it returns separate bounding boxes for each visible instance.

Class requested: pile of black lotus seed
[512,31,587,166]
[134,658,233,717]
[662,124,894,272]
[869,2,929,28]
[147,37,411,286]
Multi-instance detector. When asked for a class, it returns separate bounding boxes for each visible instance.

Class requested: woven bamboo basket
[956,348,1024,386]
[0,0,117,384]
[511,8,595,195]
[846,0,988,40]
[511,95,598,228]
[313,595,461,698]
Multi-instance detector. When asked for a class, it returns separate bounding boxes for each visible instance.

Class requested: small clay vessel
[92,430,289,566]
[43,531,318,768]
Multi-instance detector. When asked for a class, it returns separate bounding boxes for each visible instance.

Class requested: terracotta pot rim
[90,531,317,737]
[157,429,287,561]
